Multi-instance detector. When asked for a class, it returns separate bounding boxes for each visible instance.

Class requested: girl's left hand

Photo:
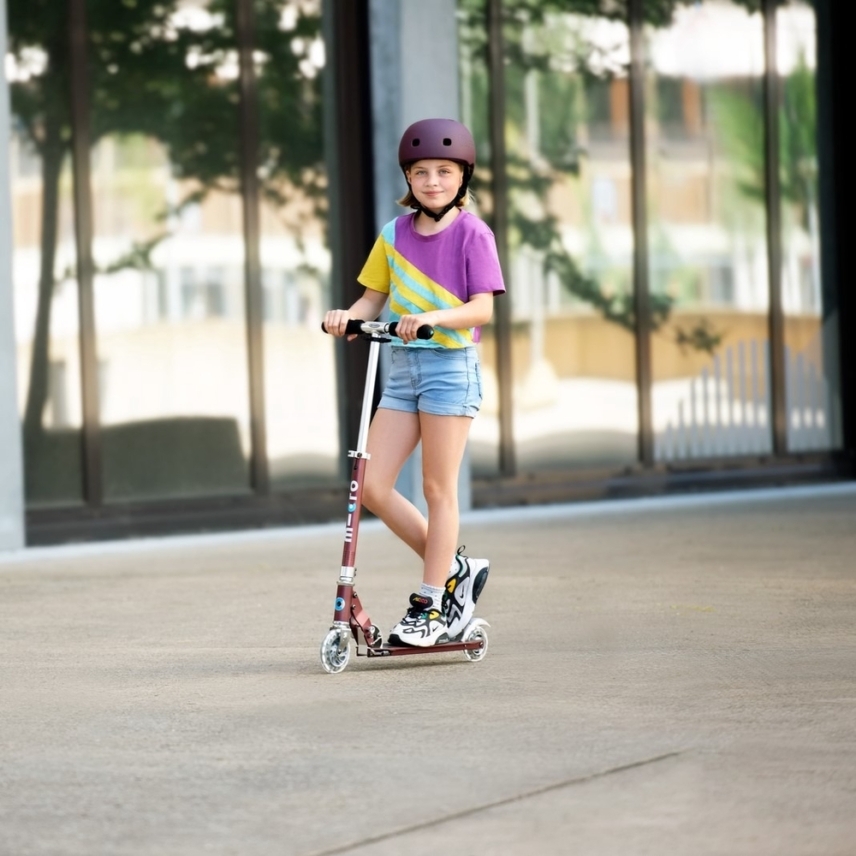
[396,312,438,343]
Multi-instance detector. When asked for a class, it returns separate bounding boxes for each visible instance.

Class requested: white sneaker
[444,547,490,640]
[388,594,450,647]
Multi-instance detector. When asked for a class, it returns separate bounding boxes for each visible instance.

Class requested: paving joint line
[305,749,686,856]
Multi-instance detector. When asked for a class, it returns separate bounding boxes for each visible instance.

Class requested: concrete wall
[368,0,471,513]
[0,0,26,551]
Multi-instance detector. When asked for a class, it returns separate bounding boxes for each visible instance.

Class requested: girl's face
[406,159,464,213]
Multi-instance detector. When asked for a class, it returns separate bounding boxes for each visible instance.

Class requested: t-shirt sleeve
[357,234,391,294]
[466,229,506,297]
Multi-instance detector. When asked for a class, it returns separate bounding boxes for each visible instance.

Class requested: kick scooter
[319,319,489,674]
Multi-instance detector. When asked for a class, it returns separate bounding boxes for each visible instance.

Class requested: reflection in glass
[458,0,499,476]
[647,1,772,461]
[88,0,251,500]
[463,1,637,474]
[778,1,840,451]
[255,0,339,489]
[7,6,85,506]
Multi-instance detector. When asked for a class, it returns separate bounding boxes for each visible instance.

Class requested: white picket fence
[785,346,834,452]
[655,340,833,461]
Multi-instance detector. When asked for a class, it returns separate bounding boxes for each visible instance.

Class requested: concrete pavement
[1,484,855,855]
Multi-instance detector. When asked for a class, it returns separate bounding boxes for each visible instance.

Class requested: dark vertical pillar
[628,0,654,466]
[324,0,376,455]
[68,0,102,505]
[818,0,854,462]
[486,0,516,477]
[762,0,788,455]
[236,0,269,494]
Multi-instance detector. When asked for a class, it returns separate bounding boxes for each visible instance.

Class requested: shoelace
[408,605,437,619]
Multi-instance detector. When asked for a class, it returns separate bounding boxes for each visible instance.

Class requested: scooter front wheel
[320,627,351,674]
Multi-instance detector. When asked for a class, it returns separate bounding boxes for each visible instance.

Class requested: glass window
[458,0,499,477]
[87,0,252,501]
[7,4,85,507]
[646,1,772,461]
[464,0,638,475]
[778,1,841,451]
[255,0,339,489]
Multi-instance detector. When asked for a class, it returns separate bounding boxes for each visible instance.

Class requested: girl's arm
[394,293,494,343]
[324,288,389,338]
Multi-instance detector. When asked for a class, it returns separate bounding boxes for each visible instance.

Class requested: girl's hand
[324,309,358,341]
[396,312,438,343]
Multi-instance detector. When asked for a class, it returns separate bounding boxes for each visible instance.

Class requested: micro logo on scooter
[335,597,346,612]
[344,479,359,542]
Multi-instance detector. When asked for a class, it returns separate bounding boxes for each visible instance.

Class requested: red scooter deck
[359,639,486,658]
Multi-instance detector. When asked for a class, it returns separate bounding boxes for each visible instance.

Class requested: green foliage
[461,0,807,355]
[709,47,818,243]
[8,0,326,262]
[674,318,723,356]
[461,0,730,351]
[779,52,818,230]
[708,85,767,204]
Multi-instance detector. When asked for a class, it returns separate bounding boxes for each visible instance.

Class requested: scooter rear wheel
[320,627,351,674]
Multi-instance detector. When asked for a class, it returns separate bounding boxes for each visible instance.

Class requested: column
[368,0,472,513]
[0,0,27,551]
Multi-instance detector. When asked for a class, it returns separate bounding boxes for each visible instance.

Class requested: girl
[324,118,506,647]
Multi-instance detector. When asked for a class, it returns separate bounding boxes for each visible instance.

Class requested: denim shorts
[378,346,483,417]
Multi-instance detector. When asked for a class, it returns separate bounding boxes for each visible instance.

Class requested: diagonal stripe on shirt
[386,246,471,348]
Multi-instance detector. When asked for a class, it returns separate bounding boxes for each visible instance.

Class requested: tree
[458,0,768,354]
[7,0,325,458]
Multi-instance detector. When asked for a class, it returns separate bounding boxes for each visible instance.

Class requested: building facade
[1,0,852,549]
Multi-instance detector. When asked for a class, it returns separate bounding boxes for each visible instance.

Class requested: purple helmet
[398,118,476,173]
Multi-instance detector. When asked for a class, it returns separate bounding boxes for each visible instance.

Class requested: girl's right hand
[324,309,356,339]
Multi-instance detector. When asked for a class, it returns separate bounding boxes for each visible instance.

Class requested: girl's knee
[422,478,457,508]
[362,481,382,513]
[362,479,396,513]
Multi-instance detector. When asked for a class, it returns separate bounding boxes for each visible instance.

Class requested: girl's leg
[418,412,474,589]
[362,407,428,557]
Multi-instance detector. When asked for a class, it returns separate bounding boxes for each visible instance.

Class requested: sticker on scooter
[335,597,346,611]
[344,480,360,542]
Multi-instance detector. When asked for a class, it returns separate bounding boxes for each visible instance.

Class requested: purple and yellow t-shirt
[357,210,506,349]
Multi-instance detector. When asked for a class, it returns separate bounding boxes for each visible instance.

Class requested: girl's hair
[397,162,473,209]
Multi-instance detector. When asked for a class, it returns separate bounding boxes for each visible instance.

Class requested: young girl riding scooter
[323,118,506,647]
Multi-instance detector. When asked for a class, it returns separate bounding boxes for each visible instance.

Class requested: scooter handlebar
[321,320,434,340]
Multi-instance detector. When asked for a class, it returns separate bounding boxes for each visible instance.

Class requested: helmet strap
[413,199,459,222]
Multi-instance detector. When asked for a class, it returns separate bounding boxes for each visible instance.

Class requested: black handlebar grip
[388,321,434,340]
[320,319,367,335]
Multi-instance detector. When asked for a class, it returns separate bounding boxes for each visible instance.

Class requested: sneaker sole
[446,562,490,640]
[472,565,489,604]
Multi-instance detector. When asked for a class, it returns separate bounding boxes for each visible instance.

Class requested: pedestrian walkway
[2,484,855,855]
